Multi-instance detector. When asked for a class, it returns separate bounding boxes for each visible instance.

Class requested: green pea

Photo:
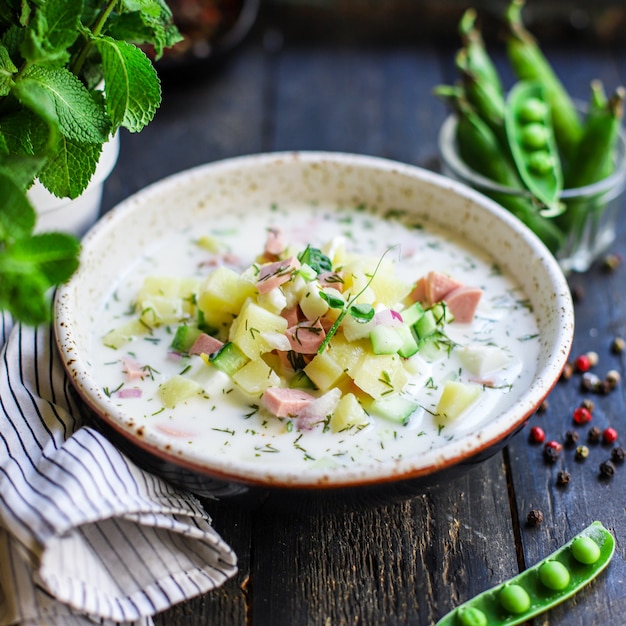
[571,536,601,565]
[520,123,549,150]
[499,584,531,614]
[519,97,548,123]
[539,560,571,590]
[456,606,488,626]
[527,151,554,175]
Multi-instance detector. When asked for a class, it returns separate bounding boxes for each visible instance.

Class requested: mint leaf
[0,172,36,241]
[0,42,17,95]
[0,255,52,325]
[9,232,80,283]
[38,136,102,199]
[20,0,81,67]
[0,152,47,190]
[105,8,182,59]
[97,36,160,132]
[15,66,110,143]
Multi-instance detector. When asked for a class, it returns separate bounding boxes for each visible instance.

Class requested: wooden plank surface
[99,13,626,626]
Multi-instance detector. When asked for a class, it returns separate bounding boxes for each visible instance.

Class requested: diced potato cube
[341,314,375,341]
[327,335,369,371]
[304,351,346,391]
[136,276,200,321]
[349,353,408,400]
[198,267,257,318]
[158,375,203,408]
[137,276,183,300]
[232,359,281,395]
[299,284,330,321]
[229,300,288,359]
[459,345,509,376]
[102,319,150,349]
[330,393,370,432]
[139,296,184,326]
[436,381,482,420]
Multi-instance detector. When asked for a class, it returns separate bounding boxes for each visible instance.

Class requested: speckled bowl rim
[54,151,574,490]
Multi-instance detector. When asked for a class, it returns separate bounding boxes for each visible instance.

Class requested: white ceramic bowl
[54,152,574,501]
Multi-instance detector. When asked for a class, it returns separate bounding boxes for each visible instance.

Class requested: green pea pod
[454,99,565,253]
[457,51,506,144]
[435,521,615,626]
[504,0,582,161]
[458,8,504,97]
[566,85,624,188]
[557,86,625,242]
[505,80,563,216]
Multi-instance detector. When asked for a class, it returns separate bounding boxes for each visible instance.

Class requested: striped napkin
[0,312,237,626]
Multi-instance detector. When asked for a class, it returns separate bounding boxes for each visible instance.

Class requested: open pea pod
[505,80,564,216]
[435,521,615,626]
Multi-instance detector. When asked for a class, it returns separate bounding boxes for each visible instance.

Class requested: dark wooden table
[101,7,626,625]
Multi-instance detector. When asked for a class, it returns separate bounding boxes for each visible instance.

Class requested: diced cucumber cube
[431,302,454,324]
[400,302,424,327]
[417,334,447,360]
[170,325,203,353]
[209,342,250,376]
[415,309,437,339]
[370,325,403,355]
[369,395,419,425]
[289,371,317,390]
[396,324,419,358]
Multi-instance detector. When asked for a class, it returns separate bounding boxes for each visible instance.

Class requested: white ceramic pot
[28,132,120,238]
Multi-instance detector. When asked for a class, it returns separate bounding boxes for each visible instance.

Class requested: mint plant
[0,0,181,325]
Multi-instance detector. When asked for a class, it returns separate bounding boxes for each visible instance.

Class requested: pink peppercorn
[529,426,545,444]
[574,354,592,372]
[603,427,618,444]
[573,406,592,424]
[544,440,563,453]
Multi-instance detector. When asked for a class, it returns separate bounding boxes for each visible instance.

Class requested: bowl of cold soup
[54,152,573,501]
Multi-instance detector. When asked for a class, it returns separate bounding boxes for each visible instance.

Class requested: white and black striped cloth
[0,312,237,626]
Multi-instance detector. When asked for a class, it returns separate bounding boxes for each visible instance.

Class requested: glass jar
[438,114,626,273]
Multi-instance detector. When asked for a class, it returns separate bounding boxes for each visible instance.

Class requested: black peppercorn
[543,446,559,463]
[556,471,571,486]
[611,447,625,463]
[580,398,595,412]
[564,430,579,447]
[588,426,602,444]
[599,460,616,478]
[527,509,544,526]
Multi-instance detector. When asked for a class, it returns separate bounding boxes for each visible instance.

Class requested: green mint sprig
[0,0,182,325]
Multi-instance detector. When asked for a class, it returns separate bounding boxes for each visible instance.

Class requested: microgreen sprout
[317,246,397,354]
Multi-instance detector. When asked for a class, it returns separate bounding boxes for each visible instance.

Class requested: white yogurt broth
[91,200,540,475]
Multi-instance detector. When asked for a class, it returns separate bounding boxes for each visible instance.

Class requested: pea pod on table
[504,0,582,162]
[435,521,615,626]
[505,80,564,216]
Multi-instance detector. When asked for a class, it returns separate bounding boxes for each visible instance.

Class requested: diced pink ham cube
[425,271,463,304]
[262,387,315,417]
[285,319,326,354]
[256,256,301,294]
[189,332,224,356]
[444,286,483,323]
[122,357,145,381]
[264,227,285,256]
